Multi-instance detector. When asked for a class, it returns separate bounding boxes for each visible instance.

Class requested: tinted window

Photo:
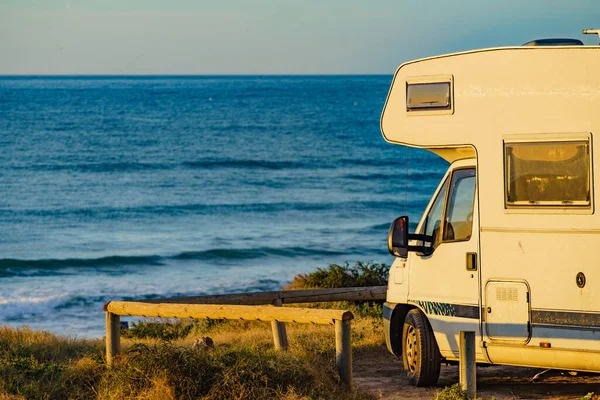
[444,169,476,241]
[505,141,590,206]
[406,82,451,111]
[422,179,448,251]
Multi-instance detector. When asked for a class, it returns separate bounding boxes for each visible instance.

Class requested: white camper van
[382,31,600,386]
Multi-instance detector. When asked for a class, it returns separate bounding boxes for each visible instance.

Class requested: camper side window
[505,140,591,207]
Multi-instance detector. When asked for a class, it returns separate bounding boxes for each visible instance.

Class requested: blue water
[0,76,448,337]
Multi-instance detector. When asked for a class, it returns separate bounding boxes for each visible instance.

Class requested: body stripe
[393,300,600,330]
[531,310,600,328]
[409,300,480,319]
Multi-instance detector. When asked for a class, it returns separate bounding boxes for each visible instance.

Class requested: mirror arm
[405,233,433,254]
[407,233,431,242]
[407,245,429,253]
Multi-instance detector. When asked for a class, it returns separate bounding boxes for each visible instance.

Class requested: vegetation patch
[434,384,471,400]
[0,262,386,399]
[0,323,376,400]
[0,326,103,399]
[285,261,389,319]
[287,261,389,290]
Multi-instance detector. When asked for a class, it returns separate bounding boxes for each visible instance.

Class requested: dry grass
[0,263,388,399]
[0,315,383,399]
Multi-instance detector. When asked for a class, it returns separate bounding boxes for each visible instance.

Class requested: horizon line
[0,73,393,78]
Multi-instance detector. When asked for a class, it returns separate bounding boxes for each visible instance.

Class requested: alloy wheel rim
[406,325,418,373]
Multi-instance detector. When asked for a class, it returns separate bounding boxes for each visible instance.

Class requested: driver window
[444,168,476,242]
[422,179,448,251]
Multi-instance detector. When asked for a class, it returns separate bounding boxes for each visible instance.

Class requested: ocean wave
[183,159,308,170]
[0,278,286,325]
[11,161,174,173]
[368,220,419,232]
[9,158,317,173]
[343,170,445,181]
[0,293,70,321]
[368,222,393,232]
[0,255,164,271]
[173,246,346,261]
[338,158,400,167]
[8,157,446,174]
[11,158,312,173]
[184,156,432,171]
[0,199,426,219]
[0,245,362,278]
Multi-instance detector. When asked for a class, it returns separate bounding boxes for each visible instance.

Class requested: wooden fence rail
[141,286,387,305]
[104,286,386,389]
[140,286,386,354]
[104,300,356,388]
[105,301,354,324]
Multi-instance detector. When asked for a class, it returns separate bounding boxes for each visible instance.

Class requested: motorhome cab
[382,30,600,386]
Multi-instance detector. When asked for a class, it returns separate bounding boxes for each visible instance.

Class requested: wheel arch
[385,303,416,357]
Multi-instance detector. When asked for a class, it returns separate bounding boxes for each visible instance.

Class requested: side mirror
[388,216,432,257]
[388,216,409,258]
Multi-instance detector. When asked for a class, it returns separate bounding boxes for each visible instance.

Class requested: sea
[0,75,448,338]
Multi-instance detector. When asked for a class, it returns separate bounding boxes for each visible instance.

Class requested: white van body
[382,44,600,385]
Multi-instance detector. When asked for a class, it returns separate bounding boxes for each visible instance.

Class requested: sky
[1,0,599,75]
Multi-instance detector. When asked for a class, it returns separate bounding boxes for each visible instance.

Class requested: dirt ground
[353,346,600,399]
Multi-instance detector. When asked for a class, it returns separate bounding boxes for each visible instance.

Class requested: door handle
[466,252,477,271]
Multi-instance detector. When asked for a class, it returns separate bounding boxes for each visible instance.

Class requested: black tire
[402,308,441,386]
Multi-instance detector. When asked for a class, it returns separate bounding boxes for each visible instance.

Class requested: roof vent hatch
[522,38,583,46]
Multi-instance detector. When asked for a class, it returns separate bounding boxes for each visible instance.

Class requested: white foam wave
[0,293,69,320]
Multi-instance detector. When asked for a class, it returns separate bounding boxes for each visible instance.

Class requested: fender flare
[384,302,416,357]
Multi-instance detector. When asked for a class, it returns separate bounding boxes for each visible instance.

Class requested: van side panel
[382,46,600,371]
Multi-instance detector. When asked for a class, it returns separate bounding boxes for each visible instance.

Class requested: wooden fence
[141,286,387,305]
[103,286,386,389]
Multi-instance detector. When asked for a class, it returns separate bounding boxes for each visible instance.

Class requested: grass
[0,261,388,399]
[433,384,471,400]
[101,341,331,399]
[0,326,104,399]
[121,320,194,340]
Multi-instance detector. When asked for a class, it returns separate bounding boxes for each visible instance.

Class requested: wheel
[402,308,441,386]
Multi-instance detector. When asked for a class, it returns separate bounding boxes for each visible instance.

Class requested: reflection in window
[422,179,448,251]
[505,141,590,207]
[406,82,451,111]
[444,169,476,241]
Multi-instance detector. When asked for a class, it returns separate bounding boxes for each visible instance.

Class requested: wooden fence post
[106,311,120,367]
[459,331,476,399]
[335,319,352,390]
[271,299,288,350]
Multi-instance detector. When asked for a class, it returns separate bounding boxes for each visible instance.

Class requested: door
[407,165,480,358]
[485,280,530,343]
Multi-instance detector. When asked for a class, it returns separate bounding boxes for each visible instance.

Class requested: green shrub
[434,384,471,400]
[287,261,389,289]
[286,261,389,318]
